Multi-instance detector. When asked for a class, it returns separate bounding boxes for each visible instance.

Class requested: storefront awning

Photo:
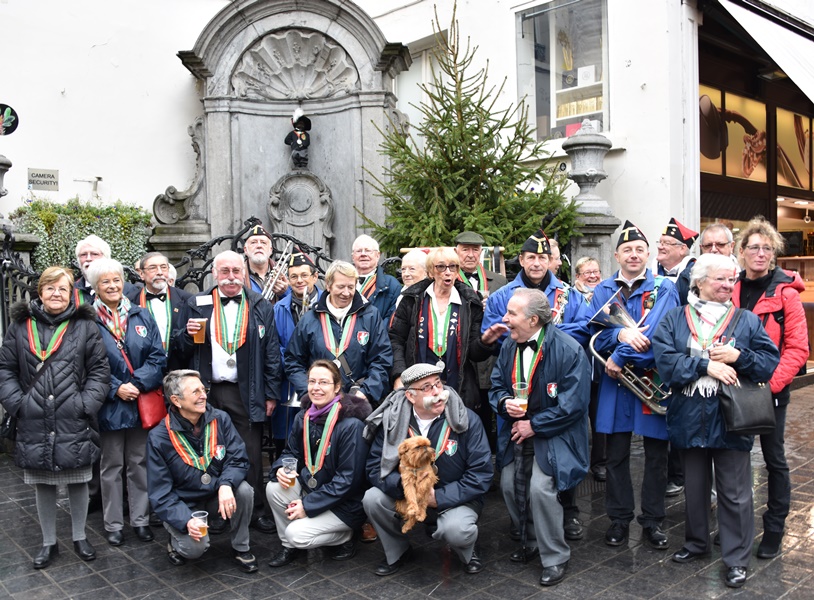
[720,0,814,104]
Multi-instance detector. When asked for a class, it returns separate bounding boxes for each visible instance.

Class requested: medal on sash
[213,292,248,368]
[685,304,736,358]
[165,415,219,484]
[27,319,70,371]
[320,313,357,360]
[303,402,341,490]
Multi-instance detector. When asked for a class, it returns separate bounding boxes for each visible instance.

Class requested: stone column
[562,120,620,280]
[0,155,11,198]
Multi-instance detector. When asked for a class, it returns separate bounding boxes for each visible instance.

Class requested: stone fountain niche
[151,0,410,262]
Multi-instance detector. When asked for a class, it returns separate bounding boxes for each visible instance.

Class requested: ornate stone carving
[232,30,360,100]
[268,172,334,253]
[153,118,206,224]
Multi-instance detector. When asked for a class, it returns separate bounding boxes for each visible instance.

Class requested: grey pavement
[2,387,814,599]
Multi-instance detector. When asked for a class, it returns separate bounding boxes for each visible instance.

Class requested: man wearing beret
[586,220,679,550]
[243,224,289,301]
[363,363,493,576]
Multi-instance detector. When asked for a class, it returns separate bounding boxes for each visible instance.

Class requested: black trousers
[209,382,265,515]
[605,432,667,527]
[759,404,790,533]
[588,381,606,469]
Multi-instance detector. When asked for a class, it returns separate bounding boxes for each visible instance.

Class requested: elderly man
[73,235,137,305]
[272,251,322,454]
[587,220,679,549]
[351,234,401,321]
[400,249,428,289]
[675,223,737,304]
[491,288,590,586]
[242,224,288,300]
[549,239,564,280]
[174,250,282,534]
[146,370,258,573]
[363,363,493,576]
[127,252,191,371]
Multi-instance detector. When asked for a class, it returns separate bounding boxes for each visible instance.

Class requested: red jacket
[733,268,808,399]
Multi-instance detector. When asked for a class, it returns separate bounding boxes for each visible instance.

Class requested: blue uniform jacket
[366,407,493,512]
[587,270,679,439]
[96,305,166,431]
[173,286,282,423]
[284,292,393,403]
[270,393,371,529]
[653,306,780,451]
[365,266,401,322]
[489,324,591,490]
[147,406,249,532]
[481,273,589,346]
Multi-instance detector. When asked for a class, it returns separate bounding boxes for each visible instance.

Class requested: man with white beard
[242,225,288,302]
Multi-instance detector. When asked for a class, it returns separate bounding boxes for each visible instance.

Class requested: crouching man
[146,369,259,573]
[362,363,494,576]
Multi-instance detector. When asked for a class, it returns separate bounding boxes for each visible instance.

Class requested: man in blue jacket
[587,221,679,550]
[147,369,258,573]
[363,363,493,577]
[351,234,400,322]
[490,288,590,587]
[174,250,282,534]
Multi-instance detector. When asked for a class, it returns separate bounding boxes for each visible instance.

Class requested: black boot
[757,530,783,559]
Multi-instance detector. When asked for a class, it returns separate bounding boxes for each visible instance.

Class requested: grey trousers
[363,486,478,565]
[100,427,150,531]
[501,459,570,567]
[682,447,753,568]
[266,480,352,549]
[164,480,254,559]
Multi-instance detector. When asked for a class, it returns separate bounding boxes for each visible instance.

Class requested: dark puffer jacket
[0,301,111,471]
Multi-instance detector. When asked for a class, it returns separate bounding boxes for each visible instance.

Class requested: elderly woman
[653,254,779,589]
[266,359,371,566]
[389,247,503,409]
[87,258,166,547]
[573,257,601,304]
[732,216,808,559]
[285,260,393,405]
[0,267,110,568]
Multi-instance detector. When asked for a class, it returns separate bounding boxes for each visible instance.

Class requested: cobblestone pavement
[2,387,813,600]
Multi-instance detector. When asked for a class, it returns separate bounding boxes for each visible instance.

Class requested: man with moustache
[351,234,401,322]
[242,225,289,301]
[363,363,493,576]
[490,288,590,586]
[587,221,679,549]
[272,251,322,455]
[73,235,138,306]
[174,250,282,534]
[128,252,191,371]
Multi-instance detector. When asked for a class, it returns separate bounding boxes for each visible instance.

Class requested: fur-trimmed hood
[299,392,372,422]
[11,300,97,325]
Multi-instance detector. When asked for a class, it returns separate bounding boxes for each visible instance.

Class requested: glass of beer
[191,510,208,538]
[281,457,298,489]
[512,382,529,411]
[191,318,207,344]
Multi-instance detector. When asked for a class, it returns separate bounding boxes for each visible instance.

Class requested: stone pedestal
[0,155,11,198]
[149,221,212,277]
[572,214,621,283]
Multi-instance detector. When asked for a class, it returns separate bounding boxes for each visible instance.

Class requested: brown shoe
[361,522,378,543]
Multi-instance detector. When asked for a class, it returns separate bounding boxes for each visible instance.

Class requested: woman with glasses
[732,216,808,560]
[653,254,779,588]
[573,257,602,303]
[0,267,111,568]
[266,359,371,566]
[389,247,504,410]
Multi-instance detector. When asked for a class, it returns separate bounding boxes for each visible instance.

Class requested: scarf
[520,268,551,292]
[94,296,131,342]
[308,395,342,421]
[682,291,733,398]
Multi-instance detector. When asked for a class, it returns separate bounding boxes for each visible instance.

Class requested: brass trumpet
[588,290,670,416]
[261,240,294,301]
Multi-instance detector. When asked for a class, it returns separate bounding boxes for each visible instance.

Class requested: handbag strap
[25,353,57,394]
[723,307,745,342]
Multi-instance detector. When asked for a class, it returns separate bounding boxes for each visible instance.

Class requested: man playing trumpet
[586,221,679,550]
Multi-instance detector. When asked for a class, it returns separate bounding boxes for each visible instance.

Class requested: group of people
[0,215,805,591]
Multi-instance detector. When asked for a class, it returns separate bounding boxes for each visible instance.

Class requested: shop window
[777,107,812,190]
[517,0,609,140]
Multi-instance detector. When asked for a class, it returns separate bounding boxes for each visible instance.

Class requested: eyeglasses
[657,241,684,248]
[307,379,335,387]
[352,248,378,255]
[700,242,731,251]
[433,264,458,273]
[143,264,169,274]
[288,273,315,281]
[709,276,738,286]
[42,285,70,296]
[579,270,600,277]
[409,379,444,394]
[744,245,774,255]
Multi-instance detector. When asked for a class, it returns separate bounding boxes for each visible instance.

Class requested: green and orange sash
[512,328,546,393]
[684,304,736,351]
[303,402,341,481]
[27,319,70,363]
[457,265,487,295]
[359,274,377,299]
[408,421,451,457]
[319,312,357,358]
[139,288,172,353]
[165,414,218,472]
[212,291,249,355]
[427,302,453,358]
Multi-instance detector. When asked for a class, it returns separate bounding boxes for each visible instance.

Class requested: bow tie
[358,277,366,285]
[145,292,167,302]
[518,339,538,352]
[220,295,242,305]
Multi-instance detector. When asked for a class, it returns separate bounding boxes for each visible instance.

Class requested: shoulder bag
[117,344,166,429]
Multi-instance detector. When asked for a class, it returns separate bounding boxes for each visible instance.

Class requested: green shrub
[10,197,153,273]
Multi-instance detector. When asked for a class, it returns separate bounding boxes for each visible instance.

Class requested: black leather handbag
[0,412,17,441]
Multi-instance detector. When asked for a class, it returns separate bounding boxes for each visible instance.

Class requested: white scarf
[682,291,732,398]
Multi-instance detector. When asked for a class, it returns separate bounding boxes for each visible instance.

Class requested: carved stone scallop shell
[232,29,360,100]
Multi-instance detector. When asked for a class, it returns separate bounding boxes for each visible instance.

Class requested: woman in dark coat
[0,267,110,568]
[653,254,780,589]
[87,258,166,547]
[389,247,499,410]
[266,359,372,567]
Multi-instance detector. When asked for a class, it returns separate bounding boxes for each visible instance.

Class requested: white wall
[0,0,227,216]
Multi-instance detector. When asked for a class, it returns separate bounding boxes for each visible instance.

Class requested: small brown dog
[395,436,439,533]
